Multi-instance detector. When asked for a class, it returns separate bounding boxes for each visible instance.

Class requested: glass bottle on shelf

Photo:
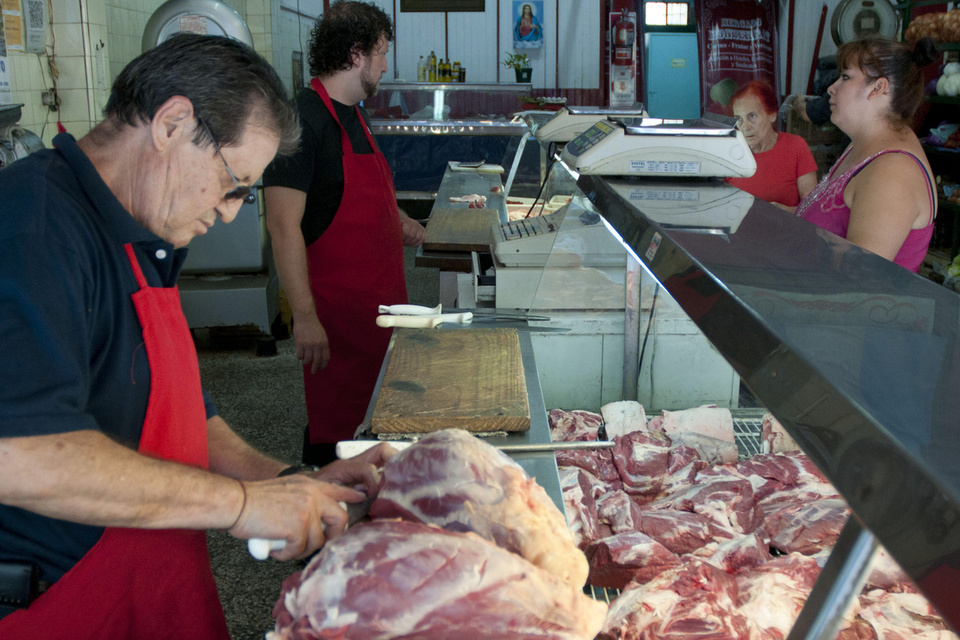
[451,61,461,83]
[440,58,449,83]
[417,56,426,82]
[427,51,437,82]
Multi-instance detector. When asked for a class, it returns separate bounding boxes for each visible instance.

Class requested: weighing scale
[607,180,755,236]
[560,116,756,178]
[534,105,647,144]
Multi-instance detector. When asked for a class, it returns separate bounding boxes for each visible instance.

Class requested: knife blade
[335,439,613,459]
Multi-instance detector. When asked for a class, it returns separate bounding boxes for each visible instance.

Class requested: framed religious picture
[512,1,544,49]
[400,0,484,11]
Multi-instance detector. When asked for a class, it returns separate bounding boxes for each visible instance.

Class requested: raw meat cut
[658,405,735,443]
[597,558,750,640]
[666,431,738,465]
[658,445,707,495]
[705,533,773,574]
[549,409,602,442]
[765,498,850,555]
[736,553,825,639]
[863,549,913,592]
[370,428,589,587]
[269,519,608,640]
[585,531,680,589]
[556,447,622,493]
[596,490,644,535]
[761,412,800,453]
[612,431,671,502]
[559,467,601,549]
[858,589,960,640]
[601,401,648,438]
[633,508,735,555]
[654,477,764,534]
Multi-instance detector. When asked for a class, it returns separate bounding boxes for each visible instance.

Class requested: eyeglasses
[196,117,256,205]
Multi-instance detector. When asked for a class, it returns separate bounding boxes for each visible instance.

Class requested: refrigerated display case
[578,172,960,637]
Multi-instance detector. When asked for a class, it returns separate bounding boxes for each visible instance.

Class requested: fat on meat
[633,508,735,556]
[654,478,765,535]
[858,589,960,640]
[268,519,608,640]
[559,466,601,549]
[765,497,850,555]
[761,412,800,454]
[556,447,622,493]
[658,445,707,496]
[371,429,589,587]
[597,558,750,640]
[665,431,738,466]
[612,431,671,502]
[549,409,602,442]
[658,406,735,443]
[705,533,773,574]
[736,553,827,639]
[596,490,643,535]
[585,531,681,590]
[600,401,648,438]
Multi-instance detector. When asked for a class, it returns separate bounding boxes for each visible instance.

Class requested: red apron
[304,78,407,444]
[0,244,229,639]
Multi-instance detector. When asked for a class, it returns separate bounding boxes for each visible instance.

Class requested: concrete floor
[199,247,439,639]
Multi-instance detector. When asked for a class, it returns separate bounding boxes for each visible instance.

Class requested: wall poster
[512,1,543,49]
[697,0,778,118]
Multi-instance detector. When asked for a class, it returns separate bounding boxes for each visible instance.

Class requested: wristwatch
[277,464,321,477]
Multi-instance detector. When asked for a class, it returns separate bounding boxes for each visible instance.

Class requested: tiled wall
[4,0,110,145]
[3,0,281,148]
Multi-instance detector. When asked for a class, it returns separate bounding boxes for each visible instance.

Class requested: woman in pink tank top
[795,37,939,273]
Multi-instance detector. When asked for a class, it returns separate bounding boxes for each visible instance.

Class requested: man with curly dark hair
[264,1,424,467]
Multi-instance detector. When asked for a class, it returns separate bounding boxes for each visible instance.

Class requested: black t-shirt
[263,87,376,246]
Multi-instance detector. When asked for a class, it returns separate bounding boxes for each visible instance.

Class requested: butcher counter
[577,174,960,637]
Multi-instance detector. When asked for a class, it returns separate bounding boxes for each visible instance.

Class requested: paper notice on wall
[0,56,12,105]
[1,0,22,51]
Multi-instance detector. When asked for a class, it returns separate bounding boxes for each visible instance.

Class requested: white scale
[560,116,756,178]
[608,180,756,236]
[535,105,647,144]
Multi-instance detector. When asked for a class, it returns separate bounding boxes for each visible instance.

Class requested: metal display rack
[578,173,960,638]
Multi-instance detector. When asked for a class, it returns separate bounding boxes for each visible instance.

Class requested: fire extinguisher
[613,10,635,67]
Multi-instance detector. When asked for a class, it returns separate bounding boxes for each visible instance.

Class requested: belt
[0,561,49,619]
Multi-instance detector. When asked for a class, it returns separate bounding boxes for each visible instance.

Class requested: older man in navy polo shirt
[0,34,393,638]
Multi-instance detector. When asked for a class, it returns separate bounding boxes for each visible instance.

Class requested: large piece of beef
[549,409,603,442]
[559,467,601,549]
[653,477,764,534]
[612,431,671,502]
[370,428,589,587]
[585,531,681,589]
[598,558,750,640]
[736,553,825,639]
[765,498,850,555]
[268,519,608,640]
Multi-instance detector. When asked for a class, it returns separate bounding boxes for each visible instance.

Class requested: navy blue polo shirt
[0,133,217,583]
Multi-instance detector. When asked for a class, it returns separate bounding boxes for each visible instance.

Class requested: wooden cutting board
[423,208,499,252]
[372,328,530,433]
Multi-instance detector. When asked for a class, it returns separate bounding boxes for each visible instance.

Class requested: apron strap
[311,78,355,155]
[123,244,148,289]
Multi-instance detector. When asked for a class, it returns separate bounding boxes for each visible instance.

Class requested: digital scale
[534,105,647,144]
[607,180,756,236]
[492,197,627,269]
[560,116,756,178]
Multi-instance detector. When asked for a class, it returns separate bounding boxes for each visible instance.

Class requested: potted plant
[502,52,532,83]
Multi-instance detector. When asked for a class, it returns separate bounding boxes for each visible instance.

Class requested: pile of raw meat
[554,403,958,640]
[268,428,607,640]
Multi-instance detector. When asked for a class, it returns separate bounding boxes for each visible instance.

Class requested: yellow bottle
[427,51,437,82]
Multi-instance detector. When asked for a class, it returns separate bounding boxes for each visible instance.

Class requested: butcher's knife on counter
[247,496,374,560]
[376,304,564,330]
[335,439,614,459]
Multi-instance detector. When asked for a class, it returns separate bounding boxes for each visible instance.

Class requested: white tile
[53,23,85,54]
[51,55,89,90]
[54,0,83,24]
[57,88,93,121]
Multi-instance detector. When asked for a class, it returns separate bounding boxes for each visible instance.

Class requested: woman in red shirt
[725,81,818,212]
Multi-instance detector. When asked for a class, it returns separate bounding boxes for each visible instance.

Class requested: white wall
[777,0,843,97]
[269,0,602,90]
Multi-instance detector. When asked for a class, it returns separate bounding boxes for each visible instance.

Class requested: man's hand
[227,475,366,560]
[401,215,425,247]
[294,312,330,373]
[313,442,398,496]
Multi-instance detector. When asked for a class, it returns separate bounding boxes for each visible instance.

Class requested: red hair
[730,81,779,116]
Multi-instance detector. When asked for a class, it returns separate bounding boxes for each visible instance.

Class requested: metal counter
[361,325,565,515]
[370,120,529,136]
[579,174,960,635]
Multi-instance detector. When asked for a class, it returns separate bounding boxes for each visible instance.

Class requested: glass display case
[362,83,539,195]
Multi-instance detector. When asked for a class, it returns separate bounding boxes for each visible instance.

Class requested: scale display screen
[564,120,617,158]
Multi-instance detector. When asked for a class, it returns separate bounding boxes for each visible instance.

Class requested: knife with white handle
[375,315,443,329]
[248,498,372,560]
[378,304,442,316]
